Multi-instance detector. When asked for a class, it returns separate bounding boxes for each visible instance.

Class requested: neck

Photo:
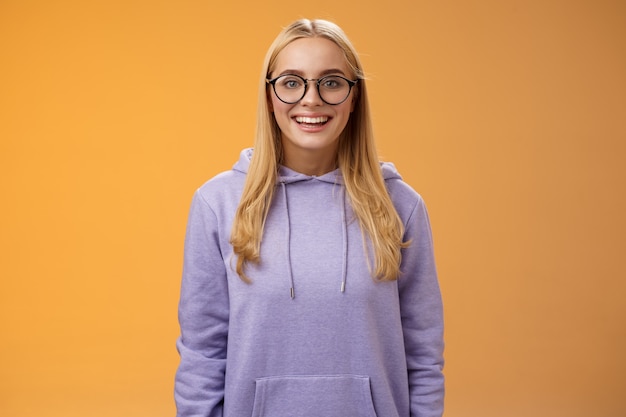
[281,144,338,176]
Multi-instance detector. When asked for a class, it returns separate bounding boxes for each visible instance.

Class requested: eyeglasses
[266,74,358,105]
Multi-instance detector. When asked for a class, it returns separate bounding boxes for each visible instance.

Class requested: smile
[295,116,329,125]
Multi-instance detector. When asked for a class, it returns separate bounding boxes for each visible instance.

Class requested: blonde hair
[230,18,408,282]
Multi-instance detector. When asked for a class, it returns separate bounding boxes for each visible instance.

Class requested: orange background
[1,1,625,416]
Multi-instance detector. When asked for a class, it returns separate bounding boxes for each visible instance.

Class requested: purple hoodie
[175,148,444,417]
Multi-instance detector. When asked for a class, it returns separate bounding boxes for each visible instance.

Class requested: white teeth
[295,116,328,124]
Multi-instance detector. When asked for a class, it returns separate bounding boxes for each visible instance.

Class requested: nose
[300,82,323,106]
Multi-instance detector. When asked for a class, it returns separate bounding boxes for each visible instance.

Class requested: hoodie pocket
[251,374,378,417]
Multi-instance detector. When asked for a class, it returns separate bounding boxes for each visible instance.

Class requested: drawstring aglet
[340,282,346,293]
[290,287,295,299]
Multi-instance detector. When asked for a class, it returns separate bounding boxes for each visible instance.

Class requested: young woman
[175,19,444,417]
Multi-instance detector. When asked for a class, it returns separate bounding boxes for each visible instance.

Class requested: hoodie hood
[233,147,402,184]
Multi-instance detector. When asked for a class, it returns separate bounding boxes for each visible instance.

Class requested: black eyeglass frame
[266,74,359,105]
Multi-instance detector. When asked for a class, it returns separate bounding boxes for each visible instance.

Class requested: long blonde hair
[230,19,408,282]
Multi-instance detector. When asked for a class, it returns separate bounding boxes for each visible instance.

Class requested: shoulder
[385,176,421,202]
[198,169,246,193]
[381,161,422,203]
[380,161,427,221]
[192,169,247,214]
[386,178,425,219]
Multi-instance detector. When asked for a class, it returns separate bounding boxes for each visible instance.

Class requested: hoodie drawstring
[281,181,296,299]
[340,186,348,293]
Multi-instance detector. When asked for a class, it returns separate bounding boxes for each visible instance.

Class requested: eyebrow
[276,68,348,77]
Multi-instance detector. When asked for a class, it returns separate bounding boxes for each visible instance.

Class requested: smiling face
[268,37,356,176]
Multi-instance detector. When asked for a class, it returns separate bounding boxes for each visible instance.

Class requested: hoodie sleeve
[175,190,229,417]
[398,195,445,417]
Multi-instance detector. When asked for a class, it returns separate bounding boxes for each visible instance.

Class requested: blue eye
[321,76,345,90]
[279,77,304,89]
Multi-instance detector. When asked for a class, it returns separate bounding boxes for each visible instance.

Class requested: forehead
[272,37,350,76]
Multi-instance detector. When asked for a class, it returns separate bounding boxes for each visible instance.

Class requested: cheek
[270,100,294,132]
[338,102,354,121]
[271,98,291,118]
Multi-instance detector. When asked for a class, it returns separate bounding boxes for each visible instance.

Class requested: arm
[398,195,445,417]
[175,190,229,417]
